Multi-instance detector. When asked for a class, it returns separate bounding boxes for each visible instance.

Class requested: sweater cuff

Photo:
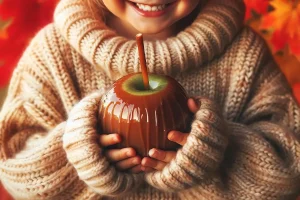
[145,97,228,191]
[63,91,142,196]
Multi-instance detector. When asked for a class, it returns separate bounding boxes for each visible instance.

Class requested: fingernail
[168,132,174,140]
[141,166,146,171]
[113,136,120,142]
[126,150,133,157]
[149,149,157,157]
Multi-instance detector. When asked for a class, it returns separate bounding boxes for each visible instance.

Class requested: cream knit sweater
[1,0,300,199]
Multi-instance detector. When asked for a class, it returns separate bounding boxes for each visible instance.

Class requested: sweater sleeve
[0,27,142,200]
[146,58,300,199]
[145,97,229,190]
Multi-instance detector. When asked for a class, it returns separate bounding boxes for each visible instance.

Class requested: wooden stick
[136,33,150,90]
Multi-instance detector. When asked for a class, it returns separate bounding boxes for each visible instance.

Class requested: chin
[132,23,175,38]
[133,24,165,34]
[136,28,165,35]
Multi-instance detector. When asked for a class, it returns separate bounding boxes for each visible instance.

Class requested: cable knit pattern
[54,0,245,79]
[0,0,300,199]
[64,90,142,196]
[146,98,228,190]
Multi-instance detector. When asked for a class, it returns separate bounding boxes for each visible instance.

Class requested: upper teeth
[136,3,166,11]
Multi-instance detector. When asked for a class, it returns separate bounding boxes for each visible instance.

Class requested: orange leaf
[261,0,292,30]
[0,17,12,39]
[244,0,269,20]
[260,0,300,58]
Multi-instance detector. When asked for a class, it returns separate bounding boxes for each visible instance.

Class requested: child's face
[102,0,200,35]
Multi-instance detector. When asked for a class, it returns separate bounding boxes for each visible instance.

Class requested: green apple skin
[99,73,192,157]
[122,73,168,96]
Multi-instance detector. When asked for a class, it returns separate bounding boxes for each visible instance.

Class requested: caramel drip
[126,105,131,147]
[104,102,114,133]
[119,104,126,134]
[160,98,167,149]
[111,102,119,133]
[137,107,146,155]
[154,109,159,148]
[145,107,150,155]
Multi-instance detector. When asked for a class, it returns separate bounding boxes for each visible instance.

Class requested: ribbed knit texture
[0,0,300,199]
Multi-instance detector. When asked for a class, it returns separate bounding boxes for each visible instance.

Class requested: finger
[105,148,136,162]
[188,98,199,113]
[129,165,143,173]
[141,166,155,172]
[115,156,141,171]
[141,157,167,171]
[148,148,176,163]
[99,133,121,147]
[168,130,188,145]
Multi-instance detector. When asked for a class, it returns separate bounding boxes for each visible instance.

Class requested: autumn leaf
[260,0,300,60]
[0,17,12,39]
[244,0,269,20]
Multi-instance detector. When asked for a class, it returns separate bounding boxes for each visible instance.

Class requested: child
[0,0,299,199]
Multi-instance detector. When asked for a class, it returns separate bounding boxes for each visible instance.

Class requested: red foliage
[244,0,269,20]
[0,183,13,200]
[260,0,300,60]
[0,0,58,88]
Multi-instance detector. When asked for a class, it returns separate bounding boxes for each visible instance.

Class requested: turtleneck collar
[54,0,245,80]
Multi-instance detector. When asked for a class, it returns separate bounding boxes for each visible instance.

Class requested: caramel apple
[99,73,192,156]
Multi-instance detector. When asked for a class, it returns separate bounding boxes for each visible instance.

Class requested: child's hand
[141,98,199,172]
[99,133,142,173]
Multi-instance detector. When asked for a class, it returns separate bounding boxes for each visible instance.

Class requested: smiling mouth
[128,1,175,12]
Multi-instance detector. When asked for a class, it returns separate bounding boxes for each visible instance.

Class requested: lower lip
[128,1,176,17]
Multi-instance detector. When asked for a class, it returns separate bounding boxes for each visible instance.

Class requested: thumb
[168,131,188,146]
[188,98,199,114]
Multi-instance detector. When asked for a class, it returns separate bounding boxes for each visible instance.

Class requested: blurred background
[0,0,300,199]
